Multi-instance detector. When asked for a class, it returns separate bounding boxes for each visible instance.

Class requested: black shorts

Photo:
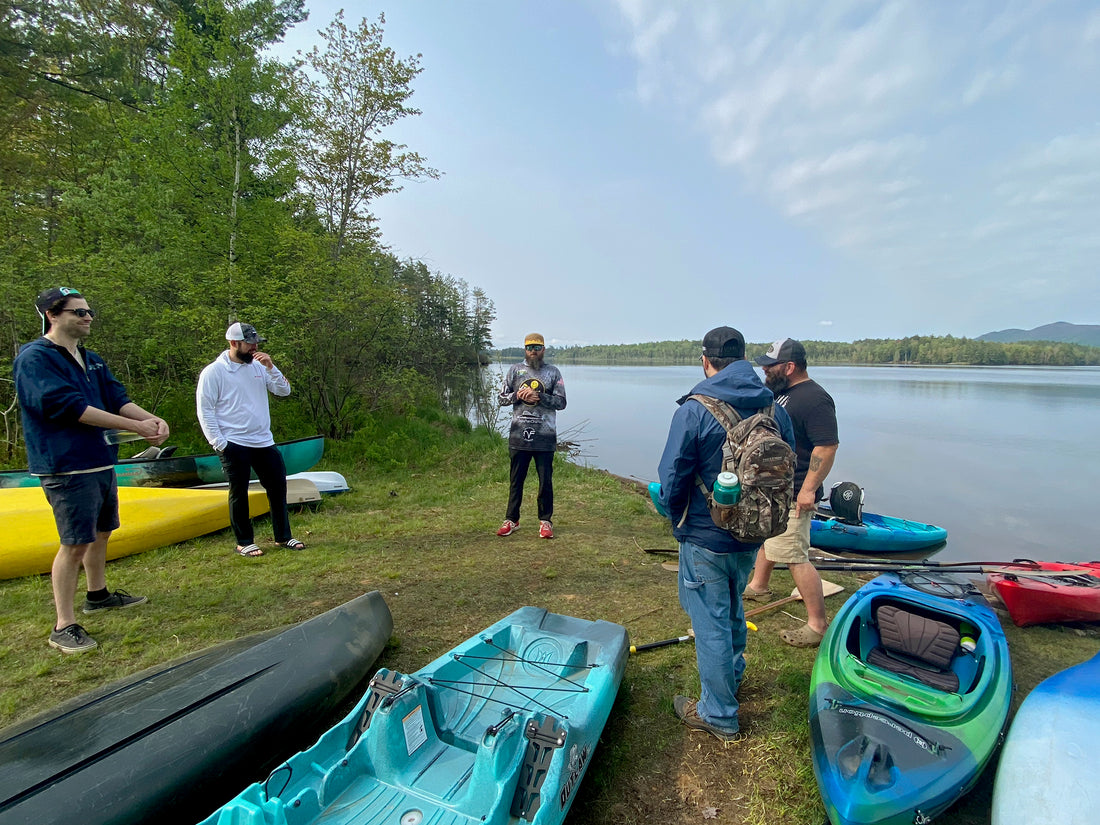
[40,469,120,546]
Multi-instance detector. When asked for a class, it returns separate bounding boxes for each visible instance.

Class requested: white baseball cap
[225,322,266,343]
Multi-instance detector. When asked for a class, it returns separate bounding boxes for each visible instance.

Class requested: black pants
[506,449,554,524]
[218,442,291,545]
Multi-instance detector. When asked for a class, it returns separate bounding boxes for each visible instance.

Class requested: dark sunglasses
[60,308,96,318]
[525,344,544,351]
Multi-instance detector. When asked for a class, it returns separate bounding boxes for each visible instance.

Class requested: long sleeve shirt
[196,351,291,451]
[13,337,131,474]
[498,361,567,452]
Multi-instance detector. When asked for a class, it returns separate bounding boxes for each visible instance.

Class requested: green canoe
[0,435,324,488]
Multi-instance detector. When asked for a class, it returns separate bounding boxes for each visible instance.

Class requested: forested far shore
[497,335,1100,367]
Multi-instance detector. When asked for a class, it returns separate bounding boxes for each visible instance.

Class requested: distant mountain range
[977,322,1100,347]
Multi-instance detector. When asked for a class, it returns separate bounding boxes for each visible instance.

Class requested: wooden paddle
[745,579,846,619]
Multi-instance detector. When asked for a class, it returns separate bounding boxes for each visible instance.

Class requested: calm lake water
[550,364,1099,564]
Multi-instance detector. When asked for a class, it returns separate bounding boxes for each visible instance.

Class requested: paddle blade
[790,580,845,599]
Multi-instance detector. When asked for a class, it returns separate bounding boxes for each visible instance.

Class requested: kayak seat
[828,481,864,525]
[360,681,478,802]
[867,605,960,693]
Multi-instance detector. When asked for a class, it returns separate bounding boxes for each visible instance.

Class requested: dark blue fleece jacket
[657,360,795,553]
[14,337,130,474]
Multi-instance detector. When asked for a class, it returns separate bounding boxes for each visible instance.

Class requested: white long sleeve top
[196,351,291,450]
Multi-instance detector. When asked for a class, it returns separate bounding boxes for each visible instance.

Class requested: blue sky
[274,1,1100,348]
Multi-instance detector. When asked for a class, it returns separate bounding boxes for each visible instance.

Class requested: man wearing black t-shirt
[744,338,838,648]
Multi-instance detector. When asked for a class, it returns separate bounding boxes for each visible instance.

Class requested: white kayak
[194,478,322,505]
[287,471,349,494]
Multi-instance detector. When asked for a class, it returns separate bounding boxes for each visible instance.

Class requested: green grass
[2,425,1097,824]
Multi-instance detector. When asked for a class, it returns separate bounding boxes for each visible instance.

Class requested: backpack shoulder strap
[687,394,743,431]
[679,395,741,529]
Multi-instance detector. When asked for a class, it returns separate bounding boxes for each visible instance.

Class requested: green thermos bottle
[713,472,741,505]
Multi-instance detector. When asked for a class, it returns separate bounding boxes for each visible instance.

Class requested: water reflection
[557,364,1099,564]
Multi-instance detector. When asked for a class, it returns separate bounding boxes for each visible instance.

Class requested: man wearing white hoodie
[197,322,302,557]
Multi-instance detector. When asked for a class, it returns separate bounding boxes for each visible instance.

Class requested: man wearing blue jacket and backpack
[657,326,794,742]
[14,287,170,654]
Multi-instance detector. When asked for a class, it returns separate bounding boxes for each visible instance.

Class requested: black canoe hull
[0,590,392,825]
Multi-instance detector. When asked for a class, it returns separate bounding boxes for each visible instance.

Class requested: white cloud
[1086,11,1100,43]
[609,0,1100,325]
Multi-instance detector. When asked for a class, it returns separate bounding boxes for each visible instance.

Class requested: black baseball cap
[702,326,745,359]
[35,287,83,333]
[755,338,806,366]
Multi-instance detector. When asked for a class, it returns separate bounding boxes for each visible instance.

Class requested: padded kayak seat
[829,481,864,525]
[867,605,960,693]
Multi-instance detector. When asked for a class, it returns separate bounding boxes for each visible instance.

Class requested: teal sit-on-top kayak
[991,651,1100,825]
[811,503,948,553]
[809,572,1012,825]
[650,483,947,554]
[199,607,629,825]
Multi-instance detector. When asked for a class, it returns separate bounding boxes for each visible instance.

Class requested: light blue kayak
[991,651,1100,825]
[199,607,629,825]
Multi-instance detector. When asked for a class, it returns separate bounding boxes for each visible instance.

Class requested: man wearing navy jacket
[657,326,795,742]
[14,287,169,654]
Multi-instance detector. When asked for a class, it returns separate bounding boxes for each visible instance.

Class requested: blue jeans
[678,541,756,733]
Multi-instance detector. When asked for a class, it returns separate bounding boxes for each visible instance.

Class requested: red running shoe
[539,520,554,539]
[496,520,518,537]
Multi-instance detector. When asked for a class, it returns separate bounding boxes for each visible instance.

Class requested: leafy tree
[295,11,438,261]
[0,1,500,466]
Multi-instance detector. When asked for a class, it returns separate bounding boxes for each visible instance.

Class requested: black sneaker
[49,623,98,654]
[82,589,148,614]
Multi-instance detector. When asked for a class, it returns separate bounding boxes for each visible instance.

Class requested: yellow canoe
[2,486,272,581]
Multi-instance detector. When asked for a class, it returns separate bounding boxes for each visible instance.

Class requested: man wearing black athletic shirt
[744,338,838,648]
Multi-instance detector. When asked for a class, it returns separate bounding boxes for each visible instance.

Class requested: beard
[765,371,789,394]
[237,349,255,363]
[525,354,544,369]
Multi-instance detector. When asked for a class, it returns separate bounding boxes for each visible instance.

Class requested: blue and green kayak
[0,435,323,489]
[199,607,629,825]
[810,572,1012,825]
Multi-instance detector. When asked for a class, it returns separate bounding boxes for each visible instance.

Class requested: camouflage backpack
[684,394,796,542]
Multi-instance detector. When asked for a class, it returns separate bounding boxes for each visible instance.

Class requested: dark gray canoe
[0,590,392,825]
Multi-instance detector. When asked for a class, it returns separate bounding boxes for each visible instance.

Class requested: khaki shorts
[761,508,811,564]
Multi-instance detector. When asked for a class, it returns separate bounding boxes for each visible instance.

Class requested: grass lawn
[2,427,1098,824]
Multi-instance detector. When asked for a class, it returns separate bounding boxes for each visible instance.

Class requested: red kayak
[987,562,1100,627]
